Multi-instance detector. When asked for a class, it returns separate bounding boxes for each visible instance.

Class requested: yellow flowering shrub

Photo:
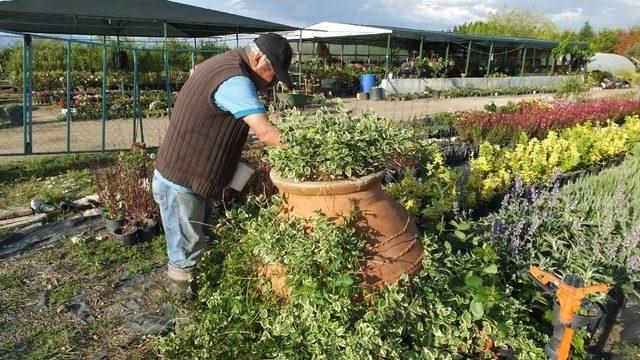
[626,115,640,144]
[464,117,640,205]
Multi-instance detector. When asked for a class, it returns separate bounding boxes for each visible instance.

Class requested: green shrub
[555,75,588,99]
[267,107,418,181]
[4,104,23,125]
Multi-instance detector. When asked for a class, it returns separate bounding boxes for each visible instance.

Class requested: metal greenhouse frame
[0,0,295,156]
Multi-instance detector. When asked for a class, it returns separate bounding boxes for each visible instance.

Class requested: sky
[177,0,640,31]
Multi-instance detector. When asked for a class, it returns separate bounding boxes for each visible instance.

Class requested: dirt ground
[0,228,170,359]
[0,88,634,157]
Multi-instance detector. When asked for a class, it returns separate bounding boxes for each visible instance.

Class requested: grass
[0,234,168,359]
[0,268,29,316]
[49,280,78,307]
[0,168,95,209]
[0,152,116,185]
[0,268,26,291]
[66,235,166,273]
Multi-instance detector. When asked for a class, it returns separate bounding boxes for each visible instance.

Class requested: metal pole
[132,48,137,144]
[444,42,450,62]
[532,48,537,71]
[520,47,527,76]
[101,36,108,151]
[66,40,72,153]
[550,55,556,74]
[133,48,144,143]
[298,29,302,88]
[235,25,239,49]
[116,36,124,96]
[163,22,172,118]
[486,42,494,78]
[465,40,472,76]
[22,34,33,155]
[384,34,391,80]
[191,38,196,70]
[418,37,423,78]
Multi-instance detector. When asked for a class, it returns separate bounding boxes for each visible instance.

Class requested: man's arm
[243,113,281,147]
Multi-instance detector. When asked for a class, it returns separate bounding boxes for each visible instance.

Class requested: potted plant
[93,167,125,233]
[113,223,138,246]
[266,107,424,288]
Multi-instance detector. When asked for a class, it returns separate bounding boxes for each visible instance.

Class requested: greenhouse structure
[285,22,587,94]
[0,0,295,156]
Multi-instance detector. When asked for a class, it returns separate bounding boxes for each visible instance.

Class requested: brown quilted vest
[155,49,251,198]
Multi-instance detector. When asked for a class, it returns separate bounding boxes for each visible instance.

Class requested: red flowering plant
[455,98,640,145]
[93,151,159,229]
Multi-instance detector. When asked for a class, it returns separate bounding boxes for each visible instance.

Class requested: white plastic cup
[229,162,255,191]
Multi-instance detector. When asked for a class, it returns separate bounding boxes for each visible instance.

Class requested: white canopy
[284,22,391,41]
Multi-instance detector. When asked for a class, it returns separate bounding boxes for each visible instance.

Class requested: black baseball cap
[254,33,293,87]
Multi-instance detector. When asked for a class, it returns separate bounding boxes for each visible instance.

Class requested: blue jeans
[152,174,215,270]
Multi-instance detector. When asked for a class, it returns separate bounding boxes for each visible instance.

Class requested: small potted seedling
[113,222,138,246]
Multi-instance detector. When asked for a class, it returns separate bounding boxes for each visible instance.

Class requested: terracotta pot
[270,170,423,288]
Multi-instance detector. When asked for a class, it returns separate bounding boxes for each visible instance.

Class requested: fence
[0,33,227,156]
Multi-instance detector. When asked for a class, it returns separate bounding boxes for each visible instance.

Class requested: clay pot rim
[269,169,384,196]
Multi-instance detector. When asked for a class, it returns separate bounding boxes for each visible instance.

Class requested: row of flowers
[464,115,640,205]
[12,70,190,92]
[50,90,178,120]
[455,98,640,145]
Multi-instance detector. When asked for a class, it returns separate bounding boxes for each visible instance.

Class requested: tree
[627,44,640,69]
[615,27,640,55]
[578,21,595,43]
[592,29,620,53]
[454,7,560,40]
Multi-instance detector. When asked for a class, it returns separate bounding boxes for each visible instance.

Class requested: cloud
[177,0,640,31]
[549,8,584,23]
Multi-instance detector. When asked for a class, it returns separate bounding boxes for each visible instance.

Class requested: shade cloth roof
[0,0,295,37]
[286,22,584,49]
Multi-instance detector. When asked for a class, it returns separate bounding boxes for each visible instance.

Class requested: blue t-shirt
[156,76,264,192]
[213,76,266,119]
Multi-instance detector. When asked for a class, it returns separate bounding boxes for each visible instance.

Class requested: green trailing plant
[161,197,549,359]
[266,106,418,181]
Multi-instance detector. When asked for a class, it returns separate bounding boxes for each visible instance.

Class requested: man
[152,33,292,295]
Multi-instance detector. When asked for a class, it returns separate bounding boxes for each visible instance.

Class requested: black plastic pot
[101,209,125,233]
[137,218,160,243]
[113,226,138,246]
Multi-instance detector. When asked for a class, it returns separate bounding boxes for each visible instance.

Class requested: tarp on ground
[0,0,295,37]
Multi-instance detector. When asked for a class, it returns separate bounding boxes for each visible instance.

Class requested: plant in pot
[266,106,426,288]
[112,222,139,247]
[93,166,125,232]
[119,157,160,243]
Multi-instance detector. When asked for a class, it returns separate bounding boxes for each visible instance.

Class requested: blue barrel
[360,73,377,93]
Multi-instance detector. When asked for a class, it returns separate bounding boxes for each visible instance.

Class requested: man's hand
[243,113,281,147]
